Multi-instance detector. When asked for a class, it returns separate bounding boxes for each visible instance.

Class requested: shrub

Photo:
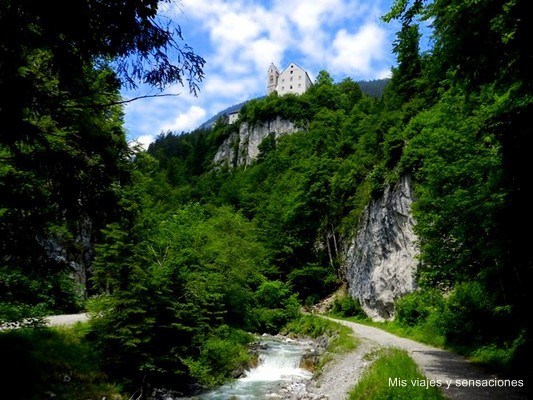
[331,294,366,318]
[252,281,301,333]
[0,266,83,323]
[0,327,122,400]
[284,314,337,338]
[438,282,493,346]
[395,289,444,327]
[283,315,357,354]
[186,325,254,387]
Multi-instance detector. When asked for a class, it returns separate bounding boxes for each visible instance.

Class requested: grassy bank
[284,314,357,353]
[340,316,446,347]
[0,321,257,399]
[348,348,445,400]
[283,314,357,374]
[0,323,123,400]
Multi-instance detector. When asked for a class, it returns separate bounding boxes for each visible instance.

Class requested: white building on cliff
[267,62,312,96]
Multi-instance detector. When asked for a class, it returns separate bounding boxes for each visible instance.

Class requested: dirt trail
[320,317,527,400]
[0,313,89,330]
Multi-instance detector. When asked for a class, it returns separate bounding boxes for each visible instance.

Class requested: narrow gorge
[2,0,529,398]
[212,116,419,321]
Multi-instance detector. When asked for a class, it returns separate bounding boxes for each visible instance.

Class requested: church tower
[267,63,280,94]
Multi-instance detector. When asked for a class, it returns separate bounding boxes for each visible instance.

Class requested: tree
[383,0,423,107]
[386,0,531,308]
[423,0,532,309]
[0,60,129,319]
[305,70,342,112]
[427,0,531,90]
[0,0,205,321]
[337,78,363,111]
[390,24,422,103]
[91,160,272,390]
[314,70,334,86]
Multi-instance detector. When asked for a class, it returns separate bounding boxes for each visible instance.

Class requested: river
[193,337,313,399]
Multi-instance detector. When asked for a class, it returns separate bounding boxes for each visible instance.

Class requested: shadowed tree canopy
[384,0,531,330]
[0,0,205,321]
[0,0,206,150]
[384,0,532,91]
[0,0,205,91]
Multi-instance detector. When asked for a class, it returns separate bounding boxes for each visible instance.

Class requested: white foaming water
[196,338,312,400]
[241,340,312,382]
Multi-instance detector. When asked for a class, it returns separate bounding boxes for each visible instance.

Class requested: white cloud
[122,93,194,137]
[287,0,345,32]
[245,38,286,71]
[211,12,261,45]
[273,0,364,62]
[124,0,398,140]
[161,105,207,133]
[377,68,392,79]
[178,0,387,78]
[204,76,260,100]
[193,2,291,76]
[134,135,156,150]
[330,23,388,77]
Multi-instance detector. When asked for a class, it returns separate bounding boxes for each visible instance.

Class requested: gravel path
[314,317,527,400]
[45,313,89,327]
[0,313,89,330]
[307,337,378,400]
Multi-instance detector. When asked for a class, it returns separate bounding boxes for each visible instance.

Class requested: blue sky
[123,0,404,148]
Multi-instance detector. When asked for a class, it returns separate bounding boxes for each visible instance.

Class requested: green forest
[1,0,531,398]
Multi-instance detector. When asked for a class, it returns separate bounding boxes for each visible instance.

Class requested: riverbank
[177,335,318,400]
[306,338,376,399]
[0,323,123,399]
[176,315,357,400]
[275,315,360,399]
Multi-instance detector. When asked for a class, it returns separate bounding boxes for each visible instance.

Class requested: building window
[290,77,293,81]
[298,84,301,87]
[282,78,285,82]
[270,76,273,83]
[290,85,293,89]
[298,75,301,80]
[290,70,293,74]
[281,86,285,90]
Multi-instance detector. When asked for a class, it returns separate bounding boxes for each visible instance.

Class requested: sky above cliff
[123,0,404,148]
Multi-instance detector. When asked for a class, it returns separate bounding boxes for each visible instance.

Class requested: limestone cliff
[343,175,418,320]
[213,117,300,167]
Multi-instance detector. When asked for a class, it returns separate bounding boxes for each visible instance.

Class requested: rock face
[344,175,418,320]
[40,218,93,297]
[213,117,300,167]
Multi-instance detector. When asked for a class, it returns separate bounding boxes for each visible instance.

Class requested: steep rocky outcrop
[213,117,300,167]
[343,175,418,320]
